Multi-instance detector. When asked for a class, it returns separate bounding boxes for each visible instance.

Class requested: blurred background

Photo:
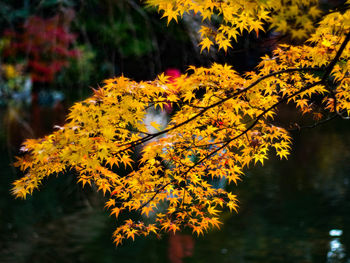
[0,0,350,262]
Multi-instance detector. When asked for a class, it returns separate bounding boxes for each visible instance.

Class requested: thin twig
[288,114,340,131]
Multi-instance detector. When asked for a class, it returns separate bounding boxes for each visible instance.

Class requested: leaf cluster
[12,0,350,245]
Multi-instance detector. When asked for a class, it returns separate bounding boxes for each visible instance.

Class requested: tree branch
[117,67,323,150]
[321,32,350,83]
[137,34,350,211]
[287,114,340,132]
[180,31,350,179]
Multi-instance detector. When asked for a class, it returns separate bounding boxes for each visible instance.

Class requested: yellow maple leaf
[199,37,213,52]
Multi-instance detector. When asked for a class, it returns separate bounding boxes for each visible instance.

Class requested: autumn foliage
[12,0,350,245]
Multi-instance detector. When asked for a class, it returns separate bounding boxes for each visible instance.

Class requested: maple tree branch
[323,32,350,119]
[139,182,172,210]
[136,70,328,210]
[321,32,350,83]
[128,36,350,211]
[115,67,323,153]
[180,31,350,178]
[179,80,323,177]
[159,67,322,135]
